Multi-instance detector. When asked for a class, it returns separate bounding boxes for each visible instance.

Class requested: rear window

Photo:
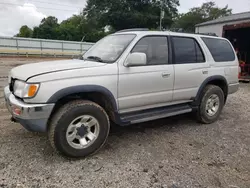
[201,37,235,62]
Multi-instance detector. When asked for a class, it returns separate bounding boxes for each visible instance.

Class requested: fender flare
[47,85,118,111]
[194,75,228,105]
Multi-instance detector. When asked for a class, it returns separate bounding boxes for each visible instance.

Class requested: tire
[196,85,224,124]
[48,100,110,158]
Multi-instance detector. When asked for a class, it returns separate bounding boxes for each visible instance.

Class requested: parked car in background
[4,29,239,158]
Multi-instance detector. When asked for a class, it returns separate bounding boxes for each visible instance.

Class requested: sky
[0,0,249,36]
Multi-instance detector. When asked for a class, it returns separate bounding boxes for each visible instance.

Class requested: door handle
[202,70,208,74]
[162,72,170,78]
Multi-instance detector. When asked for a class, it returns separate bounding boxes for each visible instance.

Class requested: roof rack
[116,28,149,33]
[196,32,218,37]
[170,28,218,37]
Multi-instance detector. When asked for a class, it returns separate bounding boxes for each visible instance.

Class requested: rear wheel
[48,100,110,158]
[196,85,224,124]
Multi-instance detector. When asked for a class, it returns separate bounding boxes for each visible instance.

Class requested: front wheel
[196,85,224,124]
[48,100,110,158]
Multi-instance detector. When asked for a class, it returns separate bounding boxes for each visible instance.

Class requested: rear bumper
[4,86,54,132]
[228,83,239,94]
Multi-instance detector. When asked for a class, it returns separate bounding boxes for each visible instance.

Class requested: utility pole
[159,0,164,31]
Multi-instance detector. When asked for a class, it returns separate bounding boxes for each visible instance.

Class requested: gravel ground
[0,58,249,188]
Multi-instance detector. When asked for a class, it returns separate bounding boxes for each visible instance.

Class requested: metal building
[195,11,250,37]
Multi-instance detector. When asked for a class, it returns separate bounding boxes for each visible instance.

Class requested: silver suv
[4,29,239,157]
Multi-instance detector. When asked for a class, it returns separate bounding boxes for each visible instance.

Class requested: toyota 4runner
[4,29,239,157]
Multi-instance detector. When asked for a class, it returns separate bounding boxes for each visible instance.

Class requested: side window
[172,37,205,64]
[132,36,168,65]
[201,37,235,62]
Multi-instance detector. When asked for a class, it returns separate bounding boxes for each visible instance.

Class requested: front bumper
[4,86,54,132]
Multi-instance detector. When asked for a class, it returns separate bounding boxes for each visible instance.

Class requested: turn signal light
[28,85,38,97]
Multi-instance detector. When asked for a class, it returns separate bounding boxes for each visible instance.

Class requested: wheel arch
[47,85,118,122]
[194,76,228,105]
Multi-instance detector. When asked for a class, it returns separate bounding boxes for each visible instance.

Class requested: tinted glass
[173,37,205,64]
[195,42,205,62]
[132,36,168,65]
[202,37,235,62]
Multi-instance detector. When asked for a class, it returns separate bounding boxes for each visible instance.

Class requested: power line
[26,0,84,8]
[0,2,79,12]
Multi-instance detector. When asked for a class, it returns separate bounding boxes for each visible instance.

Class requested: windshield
[83,34,136,63]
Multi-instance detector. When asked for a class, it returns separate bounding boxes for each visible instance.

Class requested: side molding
[47,85,118,111]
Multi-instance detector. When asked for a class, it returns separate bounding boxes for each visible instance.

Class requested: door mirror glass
[124,52,147,67]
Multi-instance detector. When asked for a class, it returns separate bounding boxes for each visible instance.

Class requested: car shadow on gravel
[17,113,200,161]
[109,113,198,136]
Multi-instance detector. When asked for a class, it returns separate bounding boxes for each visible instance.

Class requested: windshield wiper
[86,56,105,63]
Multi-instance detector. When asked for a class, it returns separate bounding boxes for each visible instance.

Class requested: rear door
[171,36,210,102]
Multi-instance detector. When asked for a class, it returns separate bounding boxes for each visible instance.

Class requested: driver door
[118,36,174,113]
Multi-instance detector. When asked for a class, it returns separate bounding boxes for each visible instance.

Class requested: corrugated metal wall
[195,19,250,37]
[0,36,94,57]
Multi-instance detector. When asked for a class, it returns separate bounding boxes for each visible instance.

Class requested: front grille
[9,78,14,92]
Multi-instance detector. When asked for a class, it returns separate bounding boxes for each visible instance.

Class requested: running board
[120,104,192,124]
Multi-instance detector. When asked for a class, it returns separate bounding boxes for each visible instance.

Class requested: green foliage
[32,16,59,39]
[57,15,83,41]
[16,14,106,42]
[172,1,232,32]
[15,25,33,38]
[84,0,180,30]
[15,1,232,42]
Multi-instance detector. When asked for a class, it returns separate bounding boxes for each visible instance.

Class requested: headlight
[13,80,40,98]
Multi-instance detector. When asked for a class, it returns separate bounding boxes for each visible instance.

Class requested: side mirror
[124,52,147,67]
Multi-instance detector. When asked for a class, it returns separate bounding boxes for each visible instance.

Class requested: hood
[10,59,106,81]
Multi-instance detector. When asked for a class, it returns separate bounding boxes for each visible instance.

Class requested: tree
[173,1,232,32]
[84,0,180,31]
[32,27,40,39]
[32,16,59,39]
[57,15,83,41]
[15,25,33,38]
[56,14,107,42]
[15,0,181,42]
